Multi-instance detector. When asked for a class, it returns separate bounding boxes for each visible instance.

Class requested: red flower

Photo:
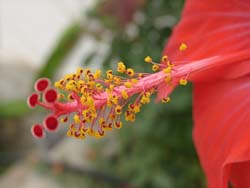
[27,0,250,187]
[164,0,250,187]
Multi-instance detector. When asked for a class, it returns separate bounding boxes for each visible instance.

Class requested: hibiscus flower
[27,0,250,187]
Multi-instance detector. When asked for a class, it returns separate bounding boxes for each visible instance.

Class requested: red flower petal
[164,0,250,80]
[193,76,250,188]
[164,0,250,187]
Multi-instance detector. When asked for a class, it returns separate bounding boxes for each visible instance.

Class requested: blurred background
[0,0,205,187]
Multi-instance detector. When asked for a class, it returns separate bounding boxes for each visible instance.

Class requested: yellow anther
[179,78,188,86]
[124,81,132,88]
[162,97,171,103]
[134,105,141,113]
[95,132,104,139]
[87,73,95,81]
[95,83,103,91]
[109,84,115,91]
[84,69,91,75]
[131,78,138,83]
[67,94,74,101]
[107,94,118,106]
[167,61,174,67]
[115,105,122,115]
[152,64,159,72]
[144,56,153,63]
[77,67,84,74]
[73,114,81,124]
[117,61,126,73]
[94,70,102,79]
[125,113,135,122]
[113,76,121,85]
[109,113,116,120]
[165,75,172,83]
[140,93,151,104]
[86,128,95,136]
[126,68,135,77]
[67,130,73,137]
[99,118,106,126]
[106,70,113,80]
[163,67,172,74]
[79,128,86,134]
[64,74,74,81]
[60,117,68,123]
[114,121,123,129]
[102,123,112,131]
[161,55,168,62]
[54,80,64,89]
[77,134,86,140]
[121,90,129,99]
[76,80,85,89]
[65,80,76,91]
[179,42,187,51]
[138,73,144,78]
[111,95,118,105]
[58,93,65,99]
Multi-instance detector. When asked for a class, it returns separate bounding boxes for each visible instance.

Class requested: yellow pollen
[163,67,172,74]
[121,90,129,99]
[115,105,122,115]
[134,105,141,113]
[161,55,168,62]
[113,76,121,85]
[106,70,113,80]
[117,61,126,73]
[115,121,123,129]
[94,132,104,139]
[167,61,174,67]
[124,81,132,88]
[131,78,138,83]
[162,97,171,103]
[126,68,135,77]
[60,117,68,123]
[179,42,187,51]
[179,79,188,86]
[86,128,95,136]
[99,118,106,126]
[73,114,81,124]
[165,75,172,83]
[94,70,102,79]
[67,130,73,137]
[77,67,84,74]
[144,56,153,63]
[152,64,159,72]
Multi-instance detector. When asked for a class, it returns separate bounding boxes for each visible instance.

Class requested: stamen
[28,43,209,140]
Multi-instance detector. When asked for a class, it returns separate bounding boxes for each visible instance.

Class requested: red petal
[193,76,250,188]
[164,0,250,80]
[164,0,250,187]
